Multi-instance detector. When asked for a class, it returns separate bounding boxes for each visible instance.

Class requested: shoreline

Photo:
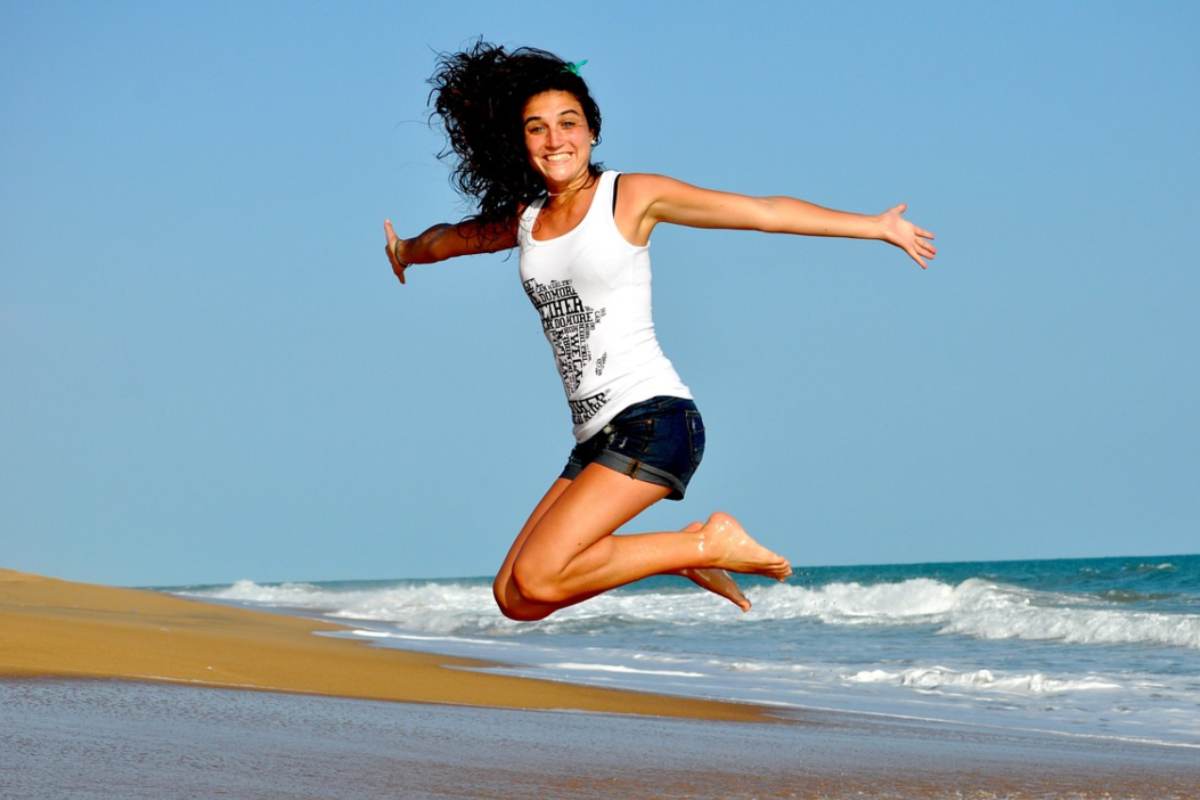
[0,568,769,722]
[6,568,1199,798]
[7,676,1199,800]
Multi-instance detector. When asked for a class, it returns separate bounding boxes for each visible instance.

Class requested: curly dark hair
[429,41,603,230]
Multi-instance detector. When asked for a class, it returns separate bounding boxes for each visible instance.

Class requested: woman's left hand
[877,204,937,269]
[383,219,409,284]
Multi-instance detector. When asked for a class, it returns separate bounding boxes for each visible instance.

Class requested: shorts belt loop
[626,459,640,478]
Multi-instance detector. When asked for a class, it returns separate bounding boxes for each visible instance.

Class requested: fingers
[909,237,937,269]
[885,205,937,269]
[383,219,407,285]
[389,244,407,284]
[903,226,937,269]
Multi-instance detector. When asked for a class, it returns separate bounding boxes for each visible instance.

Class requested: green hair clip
[563,59,588,76]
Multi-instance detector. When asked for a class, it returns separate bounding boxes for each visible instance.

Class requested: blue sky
[3,1,1197,587]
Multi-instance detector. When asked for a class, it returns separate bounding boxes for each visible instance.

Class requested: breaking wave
[182,575,1200,650]
[752,578,1200,649]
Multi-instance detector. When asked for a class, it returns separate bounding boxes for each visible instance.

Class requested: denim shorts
[560,395,705,501]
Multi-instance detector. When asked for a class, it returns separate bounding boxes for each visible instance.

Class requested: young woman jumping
[383,43,936,621]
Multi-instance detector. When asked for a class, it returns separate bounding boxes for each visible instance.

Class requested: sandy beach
[0,568,762,721]
[4,567,1199,799]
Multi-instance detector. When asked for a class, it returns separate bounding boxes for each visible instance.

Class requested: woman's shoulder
[615,171,684,184]
[608,172,686,213]
[607,172,683,196]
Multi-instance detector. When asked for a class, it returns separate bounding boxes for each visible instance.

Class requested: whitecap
[843,665,1121,695]
[544,662,705,678]
[178,576,1200,650]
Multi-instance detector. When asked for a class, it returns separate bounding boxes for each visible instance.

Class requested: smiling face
[522,90,594,192]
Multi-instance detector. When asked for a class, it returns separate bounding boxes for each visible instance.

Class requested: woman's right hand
[383,219,409,284]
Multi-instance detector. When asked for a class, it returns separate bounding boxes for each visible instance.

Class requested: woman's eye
[527,125,545,135]
[561,120,576,128]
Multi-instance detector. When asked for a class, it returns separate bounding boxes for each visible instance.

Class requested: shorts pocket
[607,417,655,456]
[684,409,705,469]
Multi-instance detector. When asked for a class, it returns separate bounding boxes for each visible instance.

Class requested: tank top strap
[516,197,545,249]
[591,170,619,223]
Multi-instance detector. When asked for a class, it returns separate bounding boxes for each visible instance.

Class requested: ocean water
[171,554,1200,748]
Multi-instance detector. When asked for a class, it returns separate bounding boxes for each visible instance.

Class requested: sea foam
[749,579,1200,649]
[843,665,1121,695]
[185,576,1200,649]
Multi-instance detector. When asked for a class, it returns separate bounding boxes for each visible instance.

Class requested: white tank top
[517,170,692,442]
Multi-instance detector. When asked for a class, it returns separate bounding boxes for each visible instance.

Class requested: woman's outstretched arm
[383,218,516,284]
[619,174,937,269]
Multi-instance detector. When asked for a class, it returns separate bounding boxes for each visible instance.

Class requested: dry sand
[0,568,767,721]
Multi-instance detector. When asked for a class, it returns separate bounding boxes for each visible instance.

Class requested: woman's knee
[492,572,554,621]
[511,556,569,605]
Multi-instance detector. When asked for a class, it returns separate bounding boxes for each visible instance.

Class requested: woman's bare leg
[495,496,750,618]
[492,478,574,621]
[510,463,791,607]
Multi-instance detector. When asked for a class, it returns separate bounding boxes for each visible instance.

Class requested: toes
[765,562,792,581]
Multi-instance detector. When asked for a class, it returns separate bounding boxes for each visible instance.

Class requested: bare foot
[699,512,792,581]
[675,522,751,612]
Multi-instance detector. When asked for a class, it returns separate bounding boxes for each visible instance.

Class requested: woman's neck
[544,171,596,205]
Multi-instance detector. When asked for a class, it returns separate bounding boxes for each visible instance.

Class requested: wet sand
[5,677,1198,799]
